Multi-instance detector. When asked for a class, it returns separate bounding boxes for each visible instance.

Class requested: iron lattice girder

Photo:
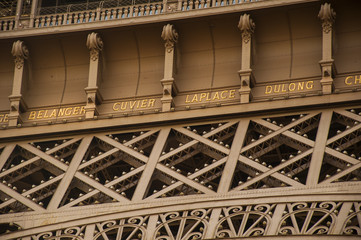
[0,107,361,239]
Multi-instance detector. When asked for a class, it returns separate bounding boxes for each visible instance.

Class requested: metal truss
[0,106,361,239]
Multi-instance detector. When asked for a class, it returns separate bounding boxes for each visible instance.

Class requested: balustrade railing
[0,17,15,31]
[0,0,260,31]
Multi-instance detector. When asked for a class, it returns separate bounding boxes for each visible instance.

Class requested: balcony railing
[0,0,261,31]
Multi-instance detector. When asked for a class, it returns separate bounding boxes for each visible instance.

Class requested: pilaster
[160,24,179,112]
[9,40,28,127]
[85,32,104,119]
[318,3,336,95]
[238,14,255,104]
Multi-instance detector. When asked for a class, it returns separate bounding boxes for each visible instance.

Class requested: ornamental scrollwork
[154,209,210,240]
[93,216,148,240]
[342,202,361,235]
[161,24,178,53]
[215,204,274,238]
[32,226,85,240]
[86,32,103,61]
[238,14,255,44]
[11,40,29,69]
[318,3,336,34]
[278,202,340,235]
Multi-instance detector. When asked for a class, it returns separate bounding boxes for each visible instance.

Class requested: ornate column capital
[161,24,178,53]
[11,40,29,69]
[238,14,255,44]
[318,3,336,33]
[86,32,103,61]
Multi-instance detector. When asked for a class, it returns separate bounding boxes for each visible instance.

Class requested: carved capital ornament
[11,40,29,69]
[161,24,178,53]
[238,14,255,44]
[318,3,336,33]
[86,32,103,61]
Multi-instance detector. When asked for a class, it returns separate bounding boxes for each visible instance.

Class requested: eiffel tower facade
[0,0,360,239]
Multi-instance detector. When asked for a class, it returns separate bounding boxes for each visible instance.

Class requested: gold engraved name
[265,81,314,94]
[28,106,86,120]
[0,114,9,123]
[185,90,236,103]
[113,98,156,111]
[345,75,361,86]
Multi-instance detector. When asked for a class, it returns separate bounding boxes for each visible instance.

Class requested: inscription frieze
[112,98,157,112]
[0,113,9,123]
[265,81,314,94]
[28,106,86,120]
[344,75,361,86]
[185,90,236,104]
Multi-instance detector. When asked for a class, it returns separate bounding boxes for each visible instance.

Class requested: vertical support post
[160,24,178,112]
[85,32,103,119]
[318,3,336,95]
[331,202,353,234]
[15,0,24,29]
[29,0,39,28]
[238,14,255,104]
[306,110,333,185]
[266,203,286,235]
[9,40,29,127]
[146,214,159,240]
[84,224,96,240]
[204,208,222,238]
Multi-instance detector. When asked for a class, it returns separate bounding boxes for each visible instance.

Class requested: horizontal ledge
[0,91,360,141]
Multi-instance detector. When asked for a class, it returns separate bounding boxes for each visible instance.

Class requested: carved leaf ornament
[238,14,255,44]
[86,32,103,61]
[318,3,336,34]
[161,24,178,53]
[11,40,29,69]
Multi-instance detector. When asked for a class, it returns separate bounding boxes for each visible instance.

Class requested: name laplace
[28,106,85,120]
[265,81,314,94]
[185,90,236,103]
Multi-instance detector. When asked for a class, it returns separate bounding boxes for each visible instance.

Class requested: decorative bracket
[238,14,255,104]
[85,32,104,119]
[318,3,336,95]
[161,24,179,112]
[9,40,29,127]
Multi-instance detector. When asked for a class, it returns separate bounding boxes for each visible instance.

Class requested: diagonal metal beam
[232,150,312,191]
[147,157,227,199]
[174,127,230,155]
[156,164,215,195]
[324,147,360,165]
[0,144,16,171]
[306,111,333,185]
[132,129,170,201]
[47,136,93,210]
[217,120,248,193]
[0,182,44,212]
[19,143,68,172]
[97,135,148,163]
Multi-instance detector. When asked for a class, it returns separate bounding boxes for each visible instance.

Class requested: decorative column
[85,32,103,119]
[318,3,336,95]
[9,40,29,127]
[238,14,255,104]
[29,0,39,28]
[161,24,179,112]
